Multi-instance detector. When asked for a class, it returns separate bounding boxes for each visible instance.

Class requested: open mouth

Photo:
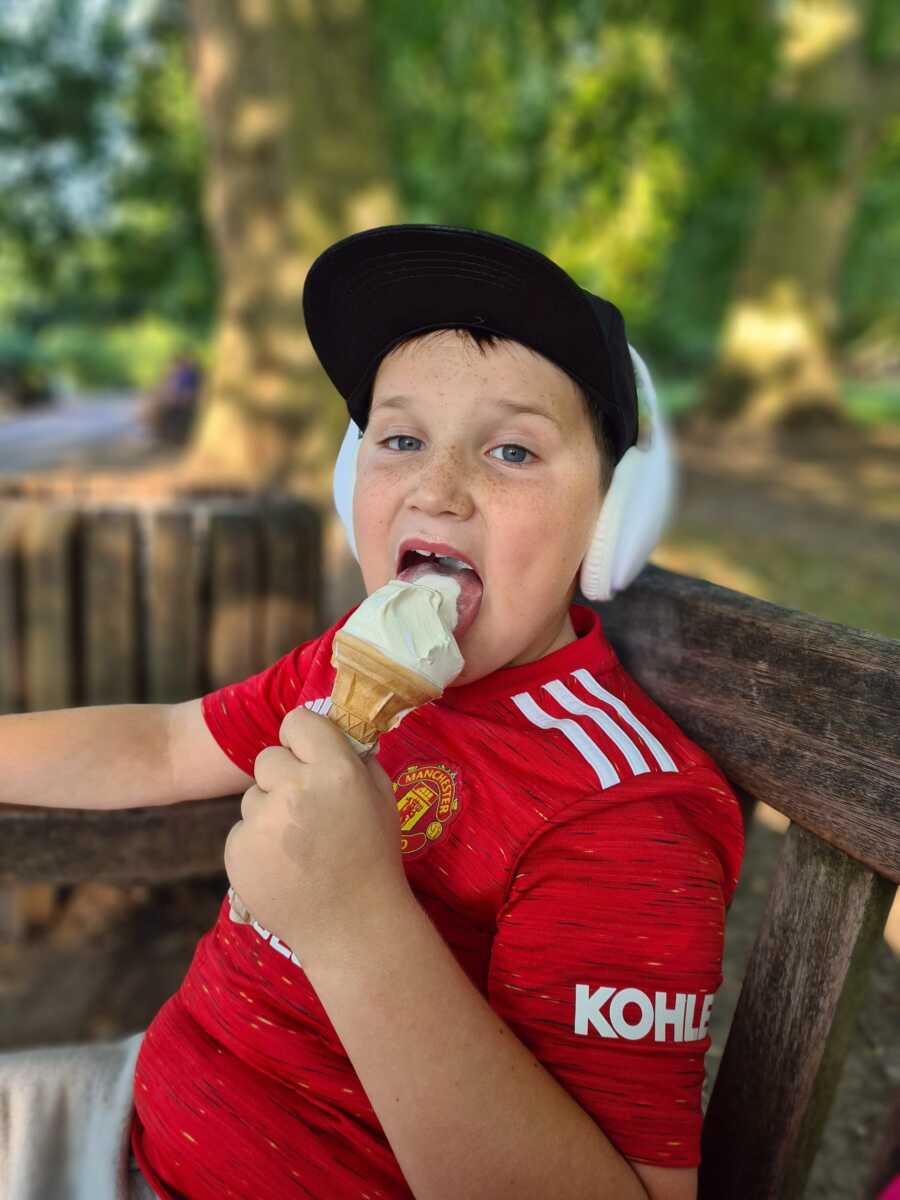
[396,549,484,640]
[397,548,481,580]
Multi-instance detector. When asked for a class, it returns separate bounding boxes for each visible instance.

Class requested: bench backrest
[587,564,900,1200]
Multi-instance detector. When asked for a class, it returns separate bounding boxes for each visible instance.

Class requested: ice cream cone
[229,577,462,927]
[229,632,443,925]
[328,630,442,749]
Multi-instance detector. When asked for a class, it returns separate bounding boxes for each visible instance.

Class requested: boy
[1,225,743,1200]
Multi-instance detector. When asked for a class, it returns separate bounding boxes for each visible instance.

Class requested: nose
[406,443,475,520]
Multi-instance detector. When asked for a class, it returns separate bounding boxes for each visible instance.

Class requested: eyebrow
[372,394,561,429]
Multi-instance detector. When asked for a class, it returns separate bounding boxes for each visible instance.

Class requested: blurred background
[0,2,898,1197]
[0,0,898,633]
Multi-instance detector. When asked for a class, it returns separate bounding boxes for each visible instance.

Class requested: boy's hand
[223,707,410,959]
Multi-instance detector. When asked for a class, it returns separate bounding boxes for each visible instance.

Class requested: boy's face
[353,330,606,687]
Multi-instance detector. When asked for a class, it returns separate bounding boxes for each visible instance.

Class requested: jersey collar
[435,602,618,711]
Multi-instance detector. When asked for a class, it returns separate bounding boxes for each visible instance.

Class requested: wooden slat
[143,507,201,702]
[588,565,900,882]
[82,509,138,704]
[0,503,25,714]
[0,887,25,940]
[0,503,24,939]
[261,500,322,664]
[207,509,262,689]
[700,823,896,1198]
[0,797,241,884]
[21,504,78,711]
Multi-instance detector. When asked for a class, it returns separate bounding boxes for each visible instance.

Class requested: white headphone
[332,344,678,602]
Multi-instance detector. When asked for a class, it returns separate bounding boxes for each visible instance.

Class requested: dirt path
[1,419,897,1198]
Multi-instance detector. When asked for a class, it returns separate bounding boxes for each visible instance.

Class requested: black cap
[302,223,639,463]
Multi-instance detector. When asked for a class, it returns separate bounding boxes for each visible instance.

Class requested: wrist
[294,873,420,981]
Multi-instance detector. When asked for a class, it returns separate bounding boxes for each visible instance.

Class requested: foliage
[0,0,215,386]
[839,112,900,344]
[372,0,899,375]
[370,0,774,359]
[0,0,897,389]
[0,1,128,288]
[657,374,900,427]
[0,328,52,406]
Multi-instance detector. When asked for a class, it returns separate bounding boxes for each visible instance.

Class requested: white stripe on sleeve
[511,691,621,788]
[543,678,652,776]
[571,669,678,773]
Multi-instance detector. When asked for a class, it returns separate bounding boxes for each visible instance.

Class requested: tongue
[396,559,484,640]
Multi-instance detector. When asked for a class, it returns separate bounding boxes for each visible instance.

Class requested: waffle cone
[329,631,442,747]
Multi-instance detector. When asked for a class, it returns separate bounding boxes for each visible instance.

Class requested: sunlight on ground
[650,541,771,599]
[753,803,900,956]
[652,422,900,637]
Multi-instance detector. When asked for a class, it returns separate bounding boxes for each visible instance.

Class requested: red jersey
[130,602,743,1197]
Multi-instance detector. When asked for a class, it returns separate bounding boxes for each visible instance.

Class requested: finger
[253,744,302,792]
[240,783,266,823]
[279,704,354,761]
[228,892,252,926]
[223,820,242,882]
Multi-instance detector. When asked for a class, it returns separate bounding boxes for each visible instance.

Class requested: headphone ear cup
[579,449,644,602]
[579,346,679,602]
[333,419,363,561]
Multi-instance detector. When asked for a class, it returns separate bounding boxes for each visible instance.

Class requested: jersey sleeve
[487,786,732,1168]
[200,636,321,777]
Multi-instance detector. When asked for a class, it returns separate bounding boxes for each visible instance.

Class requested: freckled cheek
[489,485,592,588]
[353,474,397,561]
[487,498,549,581]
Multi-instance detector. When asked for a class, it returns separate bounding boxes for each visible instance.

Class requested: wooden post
[21,504,79,712]
[82,509,138,705]
[0,504,25,715]
[207,507,262,689]
[0,506,27,938]
[700,824,896,1199]
[143,507,201,703]
[261,500,322,663]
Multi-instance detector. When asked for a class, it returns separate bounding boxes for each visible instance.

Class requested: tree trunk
[183,0,397,504]
[703,0,899,432]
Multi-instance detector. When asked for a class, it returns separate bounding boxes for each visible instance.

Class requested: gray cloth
[0,1030,157,1199]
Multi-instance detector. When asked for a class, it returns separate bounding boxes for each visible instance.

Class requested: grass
[643,376,900,640]
[655,521,900,640]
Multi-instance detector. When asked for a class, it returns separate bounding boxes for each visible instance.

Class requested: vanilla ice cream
[340,574,465,690]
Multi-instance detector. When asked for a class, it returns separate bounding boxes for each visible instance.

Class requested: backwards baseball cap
[302,223,639,464]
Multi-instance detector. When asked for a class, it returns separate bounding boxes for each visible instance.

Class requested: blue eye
[488,444,534,465]
[380,437,534,465]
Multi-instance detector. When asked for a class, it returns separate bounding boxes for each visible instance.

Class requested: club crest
[393,763,460,857]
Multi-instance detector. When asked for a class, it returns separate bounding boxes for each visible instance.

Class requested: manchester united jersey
[130,601,744,1198]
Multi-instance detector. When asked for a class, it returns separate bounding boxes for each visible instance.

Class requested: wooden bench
[596,565,899,1199]
[1,558,897,1198]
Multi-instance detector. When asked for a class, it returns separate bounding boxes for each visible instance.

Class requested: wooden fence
[0,490,322,712]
